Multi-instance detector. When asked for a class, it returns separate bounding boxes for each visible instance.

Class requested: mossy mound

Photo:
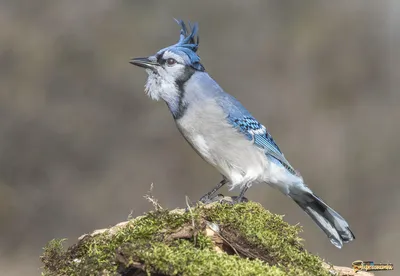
[41,201,332,276]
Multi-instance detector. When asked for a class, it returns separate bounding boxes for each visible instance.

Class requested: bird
[130,19,355,248]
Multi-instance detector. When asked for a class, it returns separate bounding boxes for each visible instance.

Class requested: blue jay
[130,20,355,248]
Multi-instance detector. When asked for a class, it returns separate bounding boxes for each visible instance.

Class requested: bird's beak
[129,57,158,70]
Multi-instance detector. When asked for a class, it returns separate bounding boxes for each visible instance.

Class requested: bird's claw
[199,193,225,205]
[219,195,249,205]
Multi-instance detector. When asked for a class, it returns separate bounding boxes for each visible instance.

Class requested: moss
[203,202,327,275]
[41,201,330,276]
[119,240,290,276]
[41,238,68,275]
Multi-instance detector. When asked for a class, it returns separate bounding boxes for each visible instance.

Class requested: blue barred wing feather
[228,115,297,175]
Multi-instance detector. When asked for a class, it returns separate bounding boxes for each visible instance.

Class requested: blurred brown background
[1,1,399,275]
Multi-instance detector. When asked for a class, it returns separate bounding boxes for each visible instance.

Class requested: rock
[41,198,371,276]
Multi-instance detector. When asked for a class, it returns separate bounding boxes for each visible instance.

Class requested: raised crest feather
[156,19,204,71]
[173,19,199,53]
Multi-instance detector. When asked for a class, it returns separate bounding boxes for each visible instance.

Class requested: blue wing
[218,94,297,175]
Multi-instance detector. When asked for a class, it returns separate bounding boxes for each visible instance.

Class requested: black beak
[129,57,158,70]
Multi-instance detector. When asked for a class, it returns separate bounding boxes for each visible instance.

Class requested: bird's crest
[174,19,199,53]
[159,19,203,71]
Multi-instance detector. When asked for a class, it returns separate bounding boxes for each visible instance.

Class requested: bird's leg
[199,178,228,203]
[232,182,251,204]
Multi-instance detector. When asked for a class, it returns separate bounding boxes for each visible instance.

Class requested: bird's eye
[166,58,177,66]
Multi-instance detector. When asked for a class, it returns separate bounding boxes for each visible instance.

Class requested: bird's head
[130,20,205,102]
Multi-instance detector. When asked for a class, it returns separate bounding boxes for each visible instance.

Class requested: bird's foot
[185,194,248,213]
[219,195,249,205]
[184,194,224,212]
[199,193,225,205]
[194,194,248,211]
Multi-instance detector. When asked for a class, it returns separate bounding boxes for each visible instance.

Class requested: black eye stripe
[156,52,165,65]
[158,58,166,65]
[156,52,181,66]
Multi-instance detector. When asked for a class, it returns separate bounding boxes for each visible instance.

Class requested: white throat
[144,69,180,103]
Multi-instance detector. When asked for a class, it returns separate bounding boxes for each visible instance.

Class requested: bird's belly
[190,132,267,187]
[187,130,300,193]
[176,102,268,189]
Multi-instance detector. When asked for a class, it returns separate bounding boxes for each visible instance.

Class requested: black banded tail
[289,187,355,248]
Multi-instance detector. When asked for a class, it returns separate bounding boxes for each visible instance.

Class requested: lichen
[41,201,330,276]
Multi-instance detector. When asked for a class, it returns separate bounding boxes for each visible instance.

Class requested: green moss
[41,238,68,275]
[41,202,330,276]
[203,202,328,275]
[120,240,289,276]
